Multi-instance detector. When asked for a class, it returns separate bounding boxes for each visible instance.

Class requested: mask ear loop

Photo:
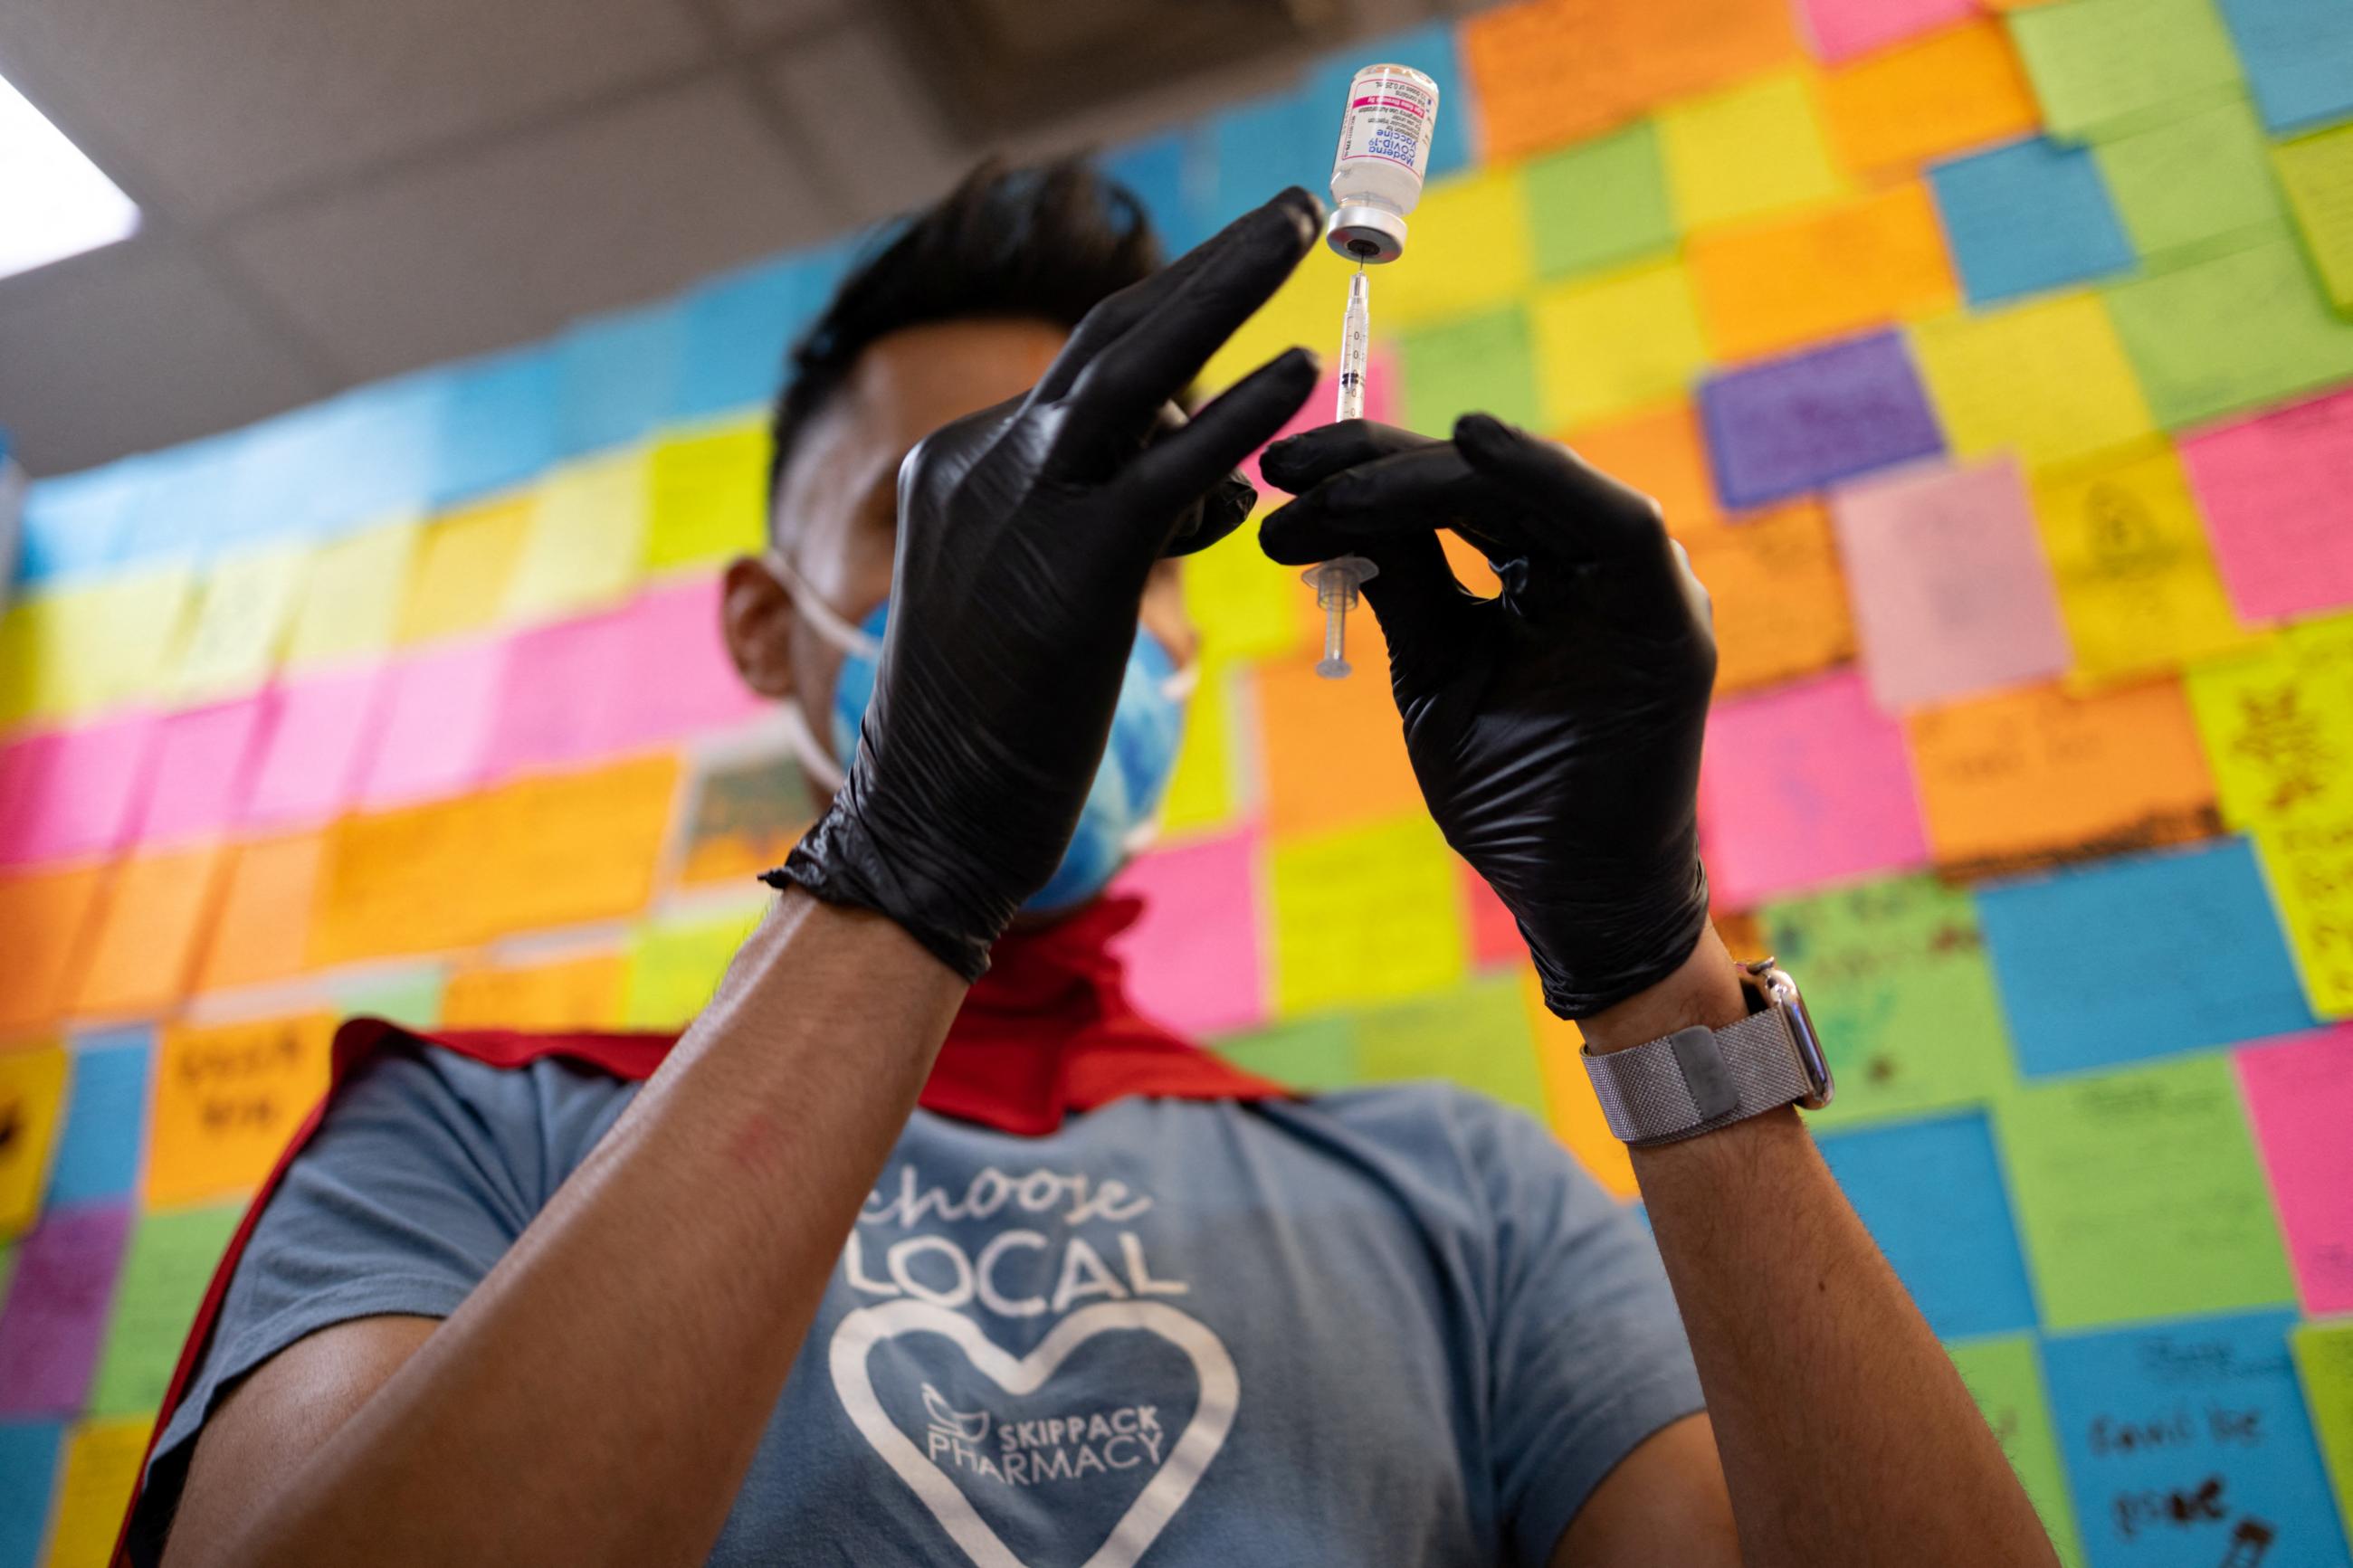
[765,549,881,797]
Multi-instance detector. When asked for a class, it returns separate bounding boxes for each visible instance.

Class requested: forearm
[233,889,964,1568]
[1584,927,2057,1568]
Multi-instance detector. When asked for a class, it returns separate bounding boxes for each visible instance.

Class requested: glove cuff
[1529,858,1712,1021]
[763,806,1002,984]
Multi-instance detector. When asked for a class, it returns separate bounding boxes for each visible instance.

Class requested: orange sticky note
[395,494,533,647]
[1678,500,1859,696]
[1906,678,2218,878]
[194,832,325,995]
[1563,401,1723,525]
[0,863,107,1040]
[473,755,681,940]
[309,794,493,966]
[71,843,232,1021]
[1257,629,1423,840]
[443,950,626,1030]
[1817,19,2041,177]
[1687,183,1959,363]
[1519,968,1639,1201]
[148,1012,336,1207]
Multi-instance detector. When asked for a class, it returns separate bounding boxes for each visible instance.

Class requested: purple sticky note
[243,667,386,830]
[1829,456,2072,711]
[358,639,511,810]
[0,712,157,870]
[1699,332,1945,510]
[0,1202,132,1416]
[1699,669,1930,908]
[1110,827,1270,1038]
[135,697,270,846]
[601,579,768,749]
[487,607,635,779]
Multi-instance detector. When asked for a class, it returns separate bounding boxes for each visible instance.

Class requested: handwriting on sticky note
[2185,620,2353,830]
[2235,1025,2353,1313]
[2005,0,2243,140]
[147,1014,335,1208]
[2255,809,2353,1019]
[1699,331,1944,509]
[0,1046,68,1240]
[1687,183,1957,363]
[1270,814,1466,1016]
[1996,1056,2295,1329]
[2180,385,2353,625]
[1678,500,1855,695]
[0,1203,130,1416]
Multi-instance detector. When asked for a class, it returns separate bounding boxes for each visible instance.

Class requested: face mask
[772,555,1195,914]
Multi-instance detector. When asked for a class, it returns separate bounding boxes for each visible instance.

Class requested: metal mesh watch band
[1583,1005,1815,1148]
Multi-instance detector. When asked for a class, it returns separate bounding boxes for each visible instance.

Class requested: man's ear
[721,554,798,700]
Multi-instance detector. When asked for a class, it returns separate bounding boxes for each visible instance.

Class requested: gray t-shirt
[131,1041,1703,1567]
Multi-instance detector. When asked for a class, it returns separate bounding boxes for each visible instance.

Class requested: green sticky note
[90,1203,243,1416]
[1523,122,1676,280]
[1400,305,1544,437]
[623,900,767,1028]
[2006,0,2243,142]
[2274,119,2353,310]
[1948,1335,2086,1568]
[2292,1320,2353,1537]
[332,967,445,1031]
[2103,229,2353,429]
[1353,974,1547,1117]
[2094,94,2285,263]
[1760,875,2010,1128]
[1211,1014,1361,1092]
[1994,1054,2295,1330]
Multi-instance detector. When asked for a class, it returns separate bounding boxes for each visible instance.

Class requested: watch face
[1776,973,1835,1111]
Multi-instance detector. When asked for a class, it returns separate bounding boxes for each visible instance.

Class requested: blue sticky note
[303,371,448,531]
[2043,1310,2352,1567]
[1816,1113,2039,1338]
[15,462,145,586]
[1974,838,2315,1078]
[1308,20,1474,183]
[0,1421,61,1568]
[429,347,558,506]
[2215,0,2353,132]
[1930,138,2137,305]
[672,245,849,423]
[1698,331,1946,508]
[111,432,243,565]
[552,302,681,460]
[1204,84,1327,233]
[46,1032,150,1208]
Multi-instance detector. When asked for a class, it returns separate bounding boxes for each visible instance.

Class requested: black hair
[766,156,1164,523]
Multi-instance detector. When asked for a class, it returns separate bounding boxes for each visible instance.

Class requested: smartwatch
[1581,958,1834,1148]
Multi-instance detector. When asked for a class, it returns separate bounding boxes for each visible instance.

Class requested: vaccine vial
[1326,62,1441,264]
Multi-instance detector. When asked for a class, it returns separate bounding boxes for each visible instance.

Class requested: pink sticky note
[0,712,157,870]
[2180,386,2353,623]
[488,607,635,779]
[136,697,270,845]
[2235,1024,2353,1315]
[1798,0,1973,62]
[1829,457,2072,712]
[603,578,768,748]
[359,640,511,809]
[243,667,386,830]
[0,1202,131,1416]
[1110,826,1269,1038]
[1241,350,1398,494]
[1700,669,1930,908]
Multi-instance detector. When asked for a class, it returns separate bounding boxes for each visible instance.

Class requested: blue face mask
[776,565,1192,915]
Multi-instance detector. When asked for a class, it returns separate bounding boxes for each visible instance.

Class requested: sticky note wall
[5,0,2353,1559]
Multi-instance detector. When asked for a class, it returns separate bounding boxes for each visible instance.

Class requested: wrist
[1576,925,1747,1054]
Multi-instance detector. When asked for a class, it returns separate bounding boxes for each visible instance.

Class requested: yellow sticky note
[1678,500,1858,695]
[505,449,652,622]
[2274,121,2353,310]
[0,1043,69,1238]
[45,1415,155,1568]
[644,419,769,574]
[1199,246,1355,394]
[169,541,311,703]
[2185,627,2353,830]
[1817,18,2042,178]
[0,563,195,727]
[1686,183,1959,363]
[1181,524,1303,664]
[2257,807,2353,1017]
[1159,660,1239,837]
[443,950,627,1030]
[1659,73,1846,233]
[148,1012,336,1208]
[395,494,533,646]
[1529,258,1711,428]
[1271,813,1466,1015]
[2029,442,2256,682]
[622,899,768,1028]
[1377,166,1538,329]
[1910,293,2155,471]
[1519,969,1639,1201]
[282,517,420,670]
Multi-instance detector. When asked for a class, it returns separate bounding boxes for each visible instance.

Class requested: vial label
[1333,71,1437,178]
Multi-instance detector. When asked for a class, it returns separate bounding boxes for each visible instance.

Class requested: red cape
[112,895,1284,1565]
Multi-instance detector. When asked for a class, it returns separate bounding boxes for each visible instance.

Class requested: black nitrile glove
[1259,415,1717,1019]
[770,189,1325,980]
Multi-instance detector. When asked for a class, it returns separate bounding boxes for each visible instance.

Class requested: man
[127,164,2056,1566]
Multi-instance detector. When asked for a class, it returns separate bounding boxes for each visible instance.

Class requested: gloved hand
[1259,415,1716,1019]
[772,189,1324,981]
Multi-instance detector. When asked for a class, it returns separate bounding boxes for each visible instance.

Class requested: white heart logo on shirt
[829,1299,1239,1568]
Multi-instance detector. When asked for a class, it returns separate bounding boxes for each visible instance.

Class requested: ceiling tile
[761,23,966,223]
[0,239,328,476]
[221,80,843,382]
[0,0,708,219]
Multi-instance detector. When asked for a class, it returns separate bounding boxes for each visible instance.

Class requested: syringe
[1305,265,1378,679]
